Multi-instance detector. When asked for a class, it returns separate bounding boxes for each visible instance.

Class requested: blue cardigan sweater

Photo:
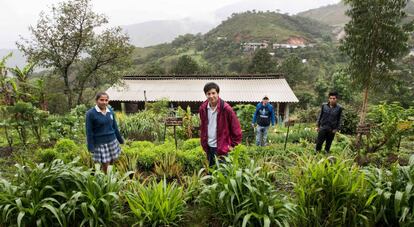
[85,107,124,152]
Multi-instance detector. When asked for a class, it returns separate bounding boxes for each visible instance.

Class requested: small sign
[165,117,183,126]
[285,120,295,127]
[357,124,371,135]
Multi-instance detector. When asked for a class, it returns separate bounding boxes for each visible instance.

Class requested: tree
[247,49,274,73]
[277,54,306,86]
[171,55,200,74]
[144,63,166,75]
[340,0,413,130]
[17,0,134,109]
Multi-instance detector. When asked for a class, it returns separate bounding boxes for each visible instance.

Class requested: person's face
[96,95,109,109]
[328,95,337,105]
[262,99,269,105]
[205,88,219,106]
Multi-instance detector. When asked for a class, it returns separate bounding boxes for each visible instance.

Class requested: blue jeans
[256,125,269,146]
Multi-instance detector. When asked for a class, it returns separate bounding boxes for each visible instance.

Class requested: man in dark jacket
[252,96,276,146]
[199,82,242,166]
[316,91,343,153]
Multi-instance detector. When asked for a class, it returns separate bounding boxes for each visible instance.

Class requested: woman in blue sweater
[85,92,124,173]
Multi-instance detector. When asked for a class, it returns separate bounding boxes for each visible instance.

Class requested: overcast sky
[0,0,340,49]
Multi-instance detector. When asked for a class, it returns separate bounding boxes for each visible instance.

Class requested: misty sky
[0,0,340,49]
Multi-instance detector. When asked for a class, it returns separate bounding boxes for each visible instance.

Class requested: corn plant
[293,156,376,227]
[198,156,296,227]
[125,178,188,226]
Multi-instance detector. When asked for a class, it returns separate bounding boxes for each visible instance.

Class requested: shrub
[181,138,200,151]
[198,156,296,226]
[37,148,59,163]
[136,149,158,171]
[54,138,79,153]
[125,178,188,226]
[177,147,205,173]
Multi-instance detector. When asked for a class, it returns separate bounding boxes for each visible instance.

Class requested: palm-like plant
[9,62,36,102]
[125,178,188,226]
[198,156,296,227]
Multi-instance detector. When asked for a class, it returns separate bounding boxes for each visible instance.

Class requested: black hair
[95,92,109,101]
[203,82,220,94]
[328,91,339,98]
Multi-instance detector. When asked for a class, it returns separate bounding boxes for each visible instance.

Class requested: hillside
[298,0,414,27]
[205,11,333,43]
[129,11,336,74]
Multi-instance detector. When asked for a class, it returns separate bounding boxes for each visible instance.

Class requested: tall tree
[171,55,200,74]
[277,54,306,86]
[248,48,274,73]
[17,0,133,109]
[340,0,413,128]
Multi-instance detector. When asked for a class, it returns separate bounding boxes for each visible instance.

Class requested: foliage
[46,105,87,142]
[154,152,184,181]
[54,138,79,154]
[176,146,205,173]
[118,110,165,141]
[5,101,49,145]
[233,104,256,145]
[125,178,188,226]
[0,159,128,227]
[293,156,376,226]
[17,0,134,109]
[364,156,414,226]
[340,0,413,125]
[198,156,296,227]
[268,127,317,144]
[277,54,306,86]
[176,106,200,140]
[171,55,200,74]
[248,48,275,73]
[366,103,414,152]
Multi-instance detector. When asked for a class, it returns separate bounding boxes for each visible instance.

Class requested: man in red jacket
[199,82,242,166]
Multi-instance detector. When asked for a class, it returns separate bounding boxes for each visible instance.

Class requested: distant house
[106,74,299,122]
[216,36,228,40]
[242,42,269,52]
[272,36,315,49]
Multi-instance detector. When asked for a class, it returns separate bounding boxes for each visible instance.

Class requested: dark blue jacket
[85,107,124,152]
[317,103,343,131]
[252,102,276,126]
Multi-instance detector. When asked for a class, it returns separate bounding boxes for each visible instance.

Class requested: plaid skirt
[93,139,121,163]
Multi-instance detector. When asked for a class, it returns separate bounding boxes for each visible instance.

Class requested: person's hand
[251,123,255,128]
[229,146,234,151]
[316,127,320,132]
[332,129,338,134]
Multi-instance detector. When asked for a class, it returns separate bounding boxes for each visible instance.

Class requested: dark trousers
[207,146,227,167]
[315,128,335,153]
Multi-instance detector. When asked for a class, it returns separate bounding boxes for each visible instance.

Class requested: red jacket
[199,98,242,155]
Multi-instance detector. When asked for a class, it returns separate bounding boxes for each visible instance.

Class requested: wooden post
[284,103,290,124]
[144,90,147,110]
[121,102,125,114]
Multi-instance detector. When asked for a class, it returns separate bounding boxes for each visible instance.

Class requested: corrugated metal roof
[106,78,299,103]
